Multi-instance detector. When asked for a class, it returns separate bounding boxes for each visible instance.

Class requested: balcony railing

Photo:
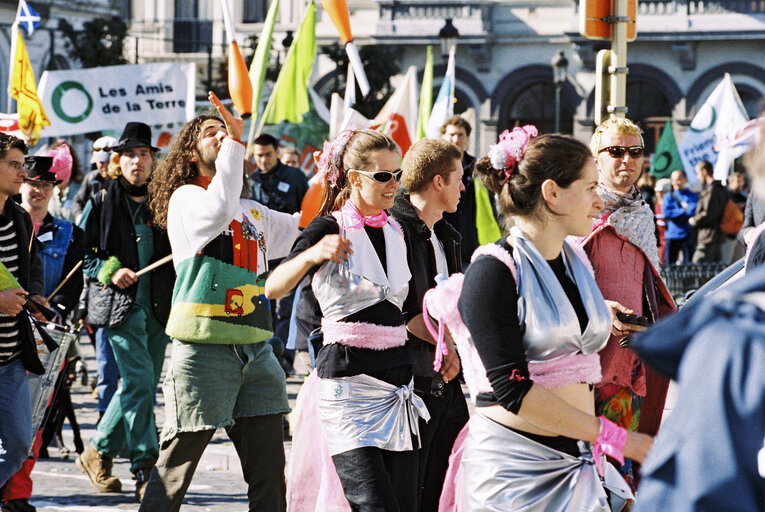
[636,0,765,15]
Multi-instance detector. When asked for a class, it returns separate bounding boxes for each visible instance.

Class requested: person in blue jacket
[662,169,698,265]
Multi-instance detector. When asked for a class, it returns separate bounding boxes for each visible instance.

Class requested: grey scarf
[597,184,661,271]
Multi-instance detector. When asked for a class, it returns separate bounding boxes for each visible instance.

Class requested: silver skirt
[461,413,611,512]
[317,373,430,456]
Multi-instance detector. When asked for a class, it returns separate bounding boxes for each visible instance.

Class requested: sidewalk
[28,333,303,511]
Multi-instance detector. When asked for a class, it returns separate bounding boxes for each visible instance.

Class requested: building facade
[3,0,764,160]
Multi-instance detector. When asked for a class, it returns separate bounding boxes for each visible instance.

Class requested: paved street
[25,334,303,512]
[23,333,678,511]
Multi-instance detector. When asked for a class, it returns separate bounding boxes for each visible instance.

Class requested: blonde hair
[317,130,400,217]
[589,117,644,155]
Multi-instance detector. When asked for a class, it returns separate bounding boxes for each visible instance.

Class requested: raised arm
[167,92,247,261]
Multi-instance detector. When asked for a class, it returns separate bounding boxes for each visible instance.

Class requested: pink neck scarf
[342,200,387,229]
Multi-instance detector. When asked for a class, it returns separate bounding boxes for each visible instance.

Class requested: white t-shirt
[430,227,449,278]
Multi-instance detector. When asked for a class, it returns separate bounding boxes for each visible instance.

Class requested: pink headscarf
[47,144,73,185]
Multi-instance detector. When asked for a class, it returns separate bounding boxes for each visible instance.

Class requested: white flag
[372,66,419,155]
[424,45,456,140]
[678,74,748,182]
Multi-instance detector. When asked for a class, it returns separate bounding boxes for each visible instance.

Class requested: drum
[27,321,75,449]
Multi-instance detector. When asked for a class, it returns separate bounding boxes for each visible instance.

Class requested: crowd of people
[0,91,763,512]
[644,161,748,266]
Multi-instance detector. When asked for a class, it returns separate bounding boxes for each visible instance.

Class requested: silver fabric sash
[317,374,430,456]
[312,211,410,321]
[511,226,612,361]
[461,412,611,512]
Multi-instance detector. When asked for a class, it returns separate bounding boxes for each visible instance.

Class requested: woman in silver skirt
[455,128,653,511]
[266,129,428,511]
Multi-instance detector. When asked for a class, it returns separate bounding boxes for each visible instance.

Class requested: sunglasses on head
[352,169,403,183]
[598,145,644,159]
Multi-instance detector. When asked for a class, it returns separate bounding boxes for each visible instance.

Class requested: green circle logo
[51,81,93,123]
[689,106,717,133]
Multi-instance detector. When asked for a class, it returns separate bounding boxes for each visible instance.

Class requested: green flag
[650,120,683,180]
[246,0,280,148]
[416,45,433,141]
[259,0,316,131]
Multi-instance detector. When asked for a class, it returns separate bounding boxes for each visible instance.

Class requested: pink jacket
[580,222,675,399]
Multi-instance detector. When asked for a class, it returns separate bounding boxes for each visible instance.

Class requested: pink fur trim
[470,244,518,282]
[321,319,406,350]
[568,242,595,278]
[423,276,494,399]
[387,216,405,237]
[529,352,602,388]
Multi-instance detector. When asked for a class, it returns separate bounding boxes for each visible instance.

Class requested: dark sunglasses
[598,145,644,159]
[352,169,403,183]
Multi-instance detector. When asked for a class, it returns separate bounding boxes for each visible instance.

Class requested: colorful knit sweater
[165,138,300,344]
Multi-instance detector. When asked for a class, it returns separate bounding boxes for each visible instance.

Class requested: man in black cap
[0,134,46,494]
[75,122,173,502]
[2,156,85,512]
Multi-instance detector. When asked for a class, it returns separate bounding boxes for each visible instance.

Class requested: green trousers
[92,302,168,473]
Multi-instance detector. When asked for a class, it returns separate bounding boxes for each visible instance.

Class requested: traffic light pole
[608,0,630,118]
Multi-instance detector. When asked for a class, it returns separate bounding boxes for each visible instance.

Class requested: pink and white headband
[317,129,356,188]
[488,125,538,183]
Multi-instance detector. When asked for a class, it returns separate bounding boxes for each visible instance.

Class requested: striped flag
[425,45,455,139]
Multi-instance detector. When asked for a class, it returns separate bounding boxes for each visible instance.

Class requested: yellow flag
[10,28,49,145]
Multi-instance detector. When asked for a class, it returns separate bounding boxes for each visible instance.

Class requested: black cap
[23,156,60,184]
[109,122,159,153]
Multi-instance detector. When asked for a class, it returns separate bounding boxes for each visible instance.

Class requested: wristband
[592,416,627,476]
[229,136,245,147]
[97,256,122,286]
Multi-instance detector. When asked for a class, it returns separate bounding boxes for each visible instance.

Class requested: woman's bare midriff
[477,382,594,437]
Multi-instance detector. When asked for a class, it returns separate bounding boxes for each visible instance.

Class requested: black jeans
[414,377,469,512]
[332,444,418,512]
[139,414,286,512]
[666,235,695,265]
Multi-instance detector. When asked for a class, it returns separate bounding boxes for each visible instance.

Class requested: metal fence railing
[659,262,731,301]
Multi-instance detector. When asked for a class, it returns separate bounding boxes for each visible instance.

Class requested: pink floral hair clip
[488,125,538,183]
[317,129,356,188]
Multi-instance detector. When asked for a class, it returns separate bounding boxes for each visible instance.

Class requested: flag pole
[7,23,18,114]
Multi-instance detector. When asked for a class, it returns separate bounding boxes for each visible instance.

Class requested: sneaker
[133,468,152,502]
[1,499,36,512]
[293,350,312,376]
[75,444,122,493]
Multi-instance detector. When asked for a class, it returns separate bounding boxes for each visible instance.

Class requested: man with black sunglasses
[578,117,675,490]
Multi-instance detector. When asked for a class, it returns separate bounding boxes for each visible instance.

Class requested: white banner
[37,62,196,137]
[678,74,748,182]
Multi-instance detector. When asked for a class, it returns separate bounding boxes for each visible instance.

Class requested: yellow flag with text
[9,28,49,144]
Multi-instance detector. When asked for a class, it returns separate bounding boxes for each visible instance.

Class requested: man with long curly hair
[139,93,300,512]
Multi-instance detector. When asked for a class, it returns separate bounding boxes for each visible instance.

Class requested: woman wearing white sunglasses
[266,129,426,511]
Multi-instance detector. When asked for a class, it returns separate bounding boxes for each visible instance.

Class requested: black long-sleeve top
[458,240,589,414]
[282,215,411,386]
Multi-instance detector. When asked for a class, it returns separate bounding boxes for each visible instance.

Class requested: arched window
[504,82,574,135]
[734,83,764,118]
[625,80,672,154]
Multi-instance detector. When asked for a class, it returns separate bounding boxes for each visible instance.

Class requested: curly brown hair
[0,133,28,159]
[148,115,221,230]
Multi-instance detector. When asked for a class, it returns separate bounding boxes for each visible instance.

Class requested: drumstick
[135,254,173,277]
[45,260,83,302]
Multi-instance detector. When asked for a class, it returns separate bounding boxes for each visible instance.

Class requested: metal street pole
[554,83,561,133]
[609,0,629,118]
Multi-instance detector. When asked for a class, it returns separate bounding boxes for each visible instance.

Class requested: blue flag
[16,1,41,36]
